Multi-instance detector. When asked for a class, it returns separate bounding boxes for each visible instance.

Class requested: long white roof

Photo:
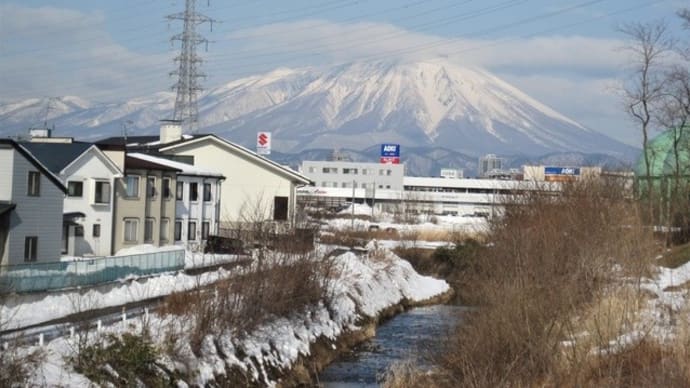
[128,153,224,178]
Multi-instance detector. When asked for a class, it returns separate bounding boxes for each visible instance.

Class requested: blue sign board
[380,144,400,157]
[544,167,580,176]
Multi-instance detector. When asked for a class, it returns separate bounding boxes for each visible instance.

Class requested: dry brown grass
[407,179,661,388]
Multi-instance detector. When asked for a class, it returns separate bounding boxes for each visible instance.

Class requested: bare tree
[619,21,674,220]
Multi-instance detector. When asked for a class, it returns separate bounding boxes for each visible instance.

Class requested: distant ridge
[0,59,636,160]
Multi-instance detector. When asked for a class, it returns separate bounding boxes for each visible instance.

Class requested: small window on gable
[27,171,40,196]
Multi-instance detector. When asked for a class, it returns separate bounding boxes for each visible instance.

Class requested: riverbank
[25,247,452,386]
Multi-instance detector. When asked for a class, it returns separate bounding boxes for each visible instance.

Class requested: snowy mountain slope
[0,59,634,158]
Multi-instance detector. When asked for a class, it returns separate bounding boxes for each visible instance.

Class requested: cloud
[219,20,629,75]
[0,4,170,102]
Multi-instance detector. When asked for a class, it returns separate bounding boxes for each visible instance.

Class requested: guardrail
[0,249,185,293]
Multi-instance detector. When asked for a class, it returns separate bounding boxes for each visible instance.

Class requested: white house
[127,153,224,251]
[21,141,123,257]
[159,134,312,226]
[98,121,312,226]
[0,139,67,265]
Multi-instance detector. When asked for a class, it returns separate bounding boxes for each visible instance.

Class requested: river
[317,304,467,387]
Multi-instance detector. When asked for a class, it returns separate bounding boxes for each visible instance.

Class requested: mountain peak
[0,59,633,159]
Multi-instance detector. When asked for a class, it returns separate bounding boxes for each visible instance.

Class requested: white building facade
[60,146,123,256]
[301,161,405,191]
[128,153,224,251]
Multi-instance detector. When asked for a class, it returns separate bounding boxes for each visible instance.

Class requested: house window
[67,181,83,197]
[24,236,38,262]
[189,182,198,201]
[124,218,138,242]
[202,221,210,240]
[160,218,169,241]
[93,224,101,238]
[74,226,84,237]
[174,220,182,241]
[27,171,40,196]
[176,181,184,200]
[203,183,211,202]
[146,176,156,198]
[94,181,110,204]
[162,178,172,199]
[273,196,288,221]
[144,218,154,242]
[188,221,197,240]
[125,176,139,198]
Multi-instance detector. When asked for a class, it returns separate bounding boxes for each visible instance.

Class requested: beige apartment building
[111,155,179,254]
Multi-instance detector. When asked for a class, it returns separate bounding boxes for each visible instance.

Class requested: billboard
[544,167,580,176]
[544,166,580,182]
[380,144,400,157]
[380,144,400,164]
[256,132,271,155]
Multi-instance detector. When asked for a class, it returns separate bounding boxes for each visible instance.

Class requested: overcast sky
[1,0,688,146]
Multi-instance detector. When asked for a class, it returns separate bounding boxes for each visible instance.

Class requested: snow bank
[27,248,449,387]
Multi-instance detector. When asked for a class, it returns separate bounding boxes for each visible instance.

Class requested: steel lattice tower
[167,0,215,132]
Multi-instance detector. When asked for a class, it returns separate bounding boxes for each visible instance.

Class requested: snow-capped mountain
[0,59,634,158]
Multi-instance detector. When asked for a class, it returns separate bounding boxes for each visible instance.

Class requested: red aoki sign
[256,132,271,155]
[379,157,400,164]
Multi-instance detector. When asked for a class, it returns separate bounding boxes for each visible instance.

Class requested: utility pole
[167,0,216,133]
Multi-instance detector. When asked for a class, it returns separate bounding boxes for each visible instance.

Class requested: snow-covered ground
[22,247,449,387]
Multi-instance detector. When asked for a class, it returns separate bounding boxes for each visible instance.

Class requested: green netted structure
[635,127,690,233]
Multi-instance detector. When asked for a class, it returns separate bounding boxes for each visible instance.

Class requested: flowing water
[317,305,467,387]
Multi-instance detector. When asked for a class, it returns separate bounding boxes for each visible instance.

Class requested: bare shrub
[431,178,657,387]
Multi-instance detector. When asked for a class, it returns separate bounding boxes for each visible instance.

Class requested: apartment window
[188,221,197,240]
[202,221,210,240]
[94,181,110,204]
[387,169,392,176]
[174,220,182,241]
[176,181,184,200]
[27,171,40,196]
[160,218,169,241]
[379,169,384,176]
[74,226,84,237]
[162,178,172,199]
[24,236,38,262]
[343,168,358,174]
[362,169,368,175]
[273,196,288,221]
[125,176,139,198]
[67,181,83,197]
[146,176,156,198]
[93,224,101,238]
[322,167,338,174]
[203,183,212,202]
[308,167,315,173]
[124,218,138,242]
[144,218,154,242]
[189,182,198,201]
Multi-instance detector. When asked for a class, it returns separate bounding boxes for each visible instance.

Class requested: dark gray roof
[20,142,92,174]
[0,139,68,193]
